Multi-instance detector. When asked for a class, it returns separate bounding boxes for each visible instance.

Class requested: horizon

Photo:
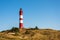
[0,0,60,31]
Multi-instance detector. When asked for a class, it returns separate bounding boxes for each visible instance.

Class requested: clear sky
[0,0,60,31]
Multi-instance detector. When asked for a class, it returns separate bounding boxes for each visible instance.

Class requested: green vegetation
[10,27,19,32]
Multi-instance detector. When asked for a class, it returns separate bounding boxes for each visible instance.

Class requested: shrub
[34,26,39,30]
[10,27,19,33]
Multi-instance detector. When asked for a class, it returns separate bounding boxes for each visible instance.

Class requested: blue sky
[0,0,60,31]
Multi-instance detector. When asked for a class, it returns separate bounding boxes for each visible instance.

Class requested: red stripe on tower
[19,8,23,28]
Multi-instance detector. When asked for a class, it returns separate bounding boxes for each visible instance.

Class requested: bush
[10,27,19,33]
[34,26,39,30]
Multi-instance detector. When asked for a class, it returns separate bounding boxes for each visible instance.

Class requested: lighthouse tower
[19,8,23,29]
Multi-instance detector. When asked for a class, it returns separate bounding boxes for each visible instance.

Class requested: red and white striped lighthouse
[19,8,23,29]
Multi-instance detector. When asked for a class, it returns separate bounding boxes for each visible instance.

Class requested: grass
[0,27,60,40]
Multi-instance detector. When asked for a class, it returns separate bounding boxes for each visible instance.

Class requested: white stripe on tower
[19,8,23,28]
[20,20,23,23]
[20,15,23,18]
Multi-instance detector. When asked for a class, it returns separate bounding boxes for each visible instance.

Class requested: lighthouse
[19,8,23,29]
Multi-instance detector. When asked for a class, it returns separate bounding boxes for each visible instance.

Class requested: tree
[35,26,39,29]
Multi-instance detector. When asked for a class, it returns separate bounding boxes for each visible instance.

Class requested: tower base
[19,28,26,33]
